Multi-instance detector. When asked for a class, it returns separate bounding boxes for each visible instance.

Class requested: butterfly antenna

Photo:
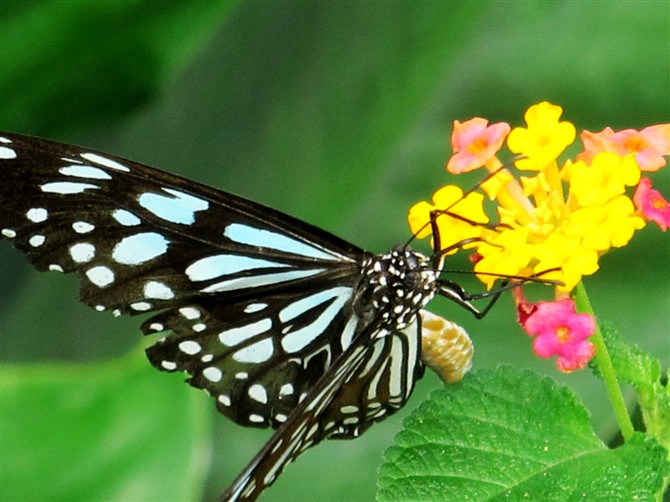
[403,163,516,251]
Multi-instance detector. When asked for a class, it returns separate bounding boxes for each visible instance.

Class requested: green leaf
[593,322,670,450]
[0,349,212,501]
[377,366,670,501]
[595,321,662,389]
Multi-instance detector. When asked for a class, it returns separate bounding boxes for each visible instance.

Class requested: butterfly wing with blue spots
[0,132,437,501]
[0,132,373,424]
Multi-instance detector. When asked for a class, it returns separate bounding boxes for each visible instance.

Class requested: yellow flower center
[537,135,551,147]
[468,137,489,154]
[652,195,667,210]
[556,326,571,343]
[623,136,647,152]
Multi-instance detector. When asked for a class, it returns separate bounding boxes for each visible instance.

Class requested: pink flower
[580,124,670,172]
[446,118,511,174]
[633,177,670,231]
[521,298,596,372]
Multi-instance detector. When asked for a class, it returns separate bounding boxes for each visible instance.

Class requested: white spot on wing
[0,146,16,159]
[2,228,16,238]
[203,367,222,383]
[138,188,209,225]
[131,301,152,311]
[112,232,168,265]
[201,269,323,293]
[112,209,141,226]
[80,152,130,172]
[59,165,111,180]
[161,360,177,370]
[69,243,96,263]
[232,338,274,364]
[61,156,82,164]
[218,394,231,406]
[143,280,174,300]
[179,340,202,355]
[26,208,48,223]
[179,307,200,319]
[86,266,115,287]
[40,182,99,194]
[279,383,294,397]
[29,235,45,247]
[49,264,64,272]
[186,254,289,282]
[249,414,265,423]
[72,221,95,234]
[224,223,345,261]
[219,318,272,346]
[244,303,268,313]
[248,384,268,404]
[340,315,358,351]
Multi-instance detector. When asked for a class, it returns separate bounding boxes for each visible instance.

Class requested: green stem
[572,282,635,441]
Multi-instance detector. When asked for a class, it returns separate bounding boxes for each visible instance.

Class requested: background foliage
[1,1,668,501]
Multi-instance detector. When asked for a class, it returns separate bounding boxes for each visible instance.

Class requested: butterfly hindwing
[324,319,424,439]
[221,318,424,501]
[144,286,362,428]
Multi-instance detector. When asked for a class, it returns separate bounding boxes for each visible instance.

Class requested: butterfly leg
[435,279,505,319]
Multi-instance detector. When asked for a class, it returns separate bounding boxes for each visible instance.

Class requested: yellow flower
[408,101,662,294]
[567,196,645,251]
[568,153,641,208]
[474,228,535,288]
[507,102,576,171]
[532,233,599,292]
[407,185,488,253]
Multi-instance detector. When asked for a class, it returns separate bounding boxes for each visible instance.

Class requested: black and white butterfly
[0,132,495,501]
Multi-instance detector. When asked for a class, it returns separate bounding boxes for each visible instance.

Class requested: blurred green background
[1,1,668,501]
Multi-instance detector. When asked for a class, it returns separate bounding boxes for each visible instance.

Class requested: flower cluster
[409,102,669,371]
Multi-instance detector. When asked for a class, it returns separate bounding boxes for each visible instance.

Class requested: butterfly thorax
[355,246,437,330]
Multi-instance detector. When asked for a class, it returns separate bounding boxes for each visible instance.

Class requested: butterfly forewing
[0,133,366,417]
[0,132,437,501]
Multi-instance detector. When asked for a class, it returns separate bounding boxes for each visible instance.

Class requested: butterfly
[0,132,493,501]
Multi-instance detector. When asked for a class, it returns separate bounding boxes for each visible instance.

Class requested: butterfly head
[357,246,437,329]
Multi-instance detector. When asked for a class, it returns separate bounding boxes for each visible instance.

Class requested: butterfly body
[0,133,456,501]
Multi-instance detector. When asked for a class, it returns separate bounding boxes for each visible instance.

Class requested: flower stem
[572,282,635,440]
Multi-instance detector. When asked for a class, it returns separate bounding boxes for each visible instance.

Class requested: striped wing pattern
[0,132,433,501]
[223,320,423,501]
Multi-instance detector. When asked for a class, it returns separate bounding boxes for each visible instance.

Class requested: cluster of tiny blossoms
[409,102,669,371]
